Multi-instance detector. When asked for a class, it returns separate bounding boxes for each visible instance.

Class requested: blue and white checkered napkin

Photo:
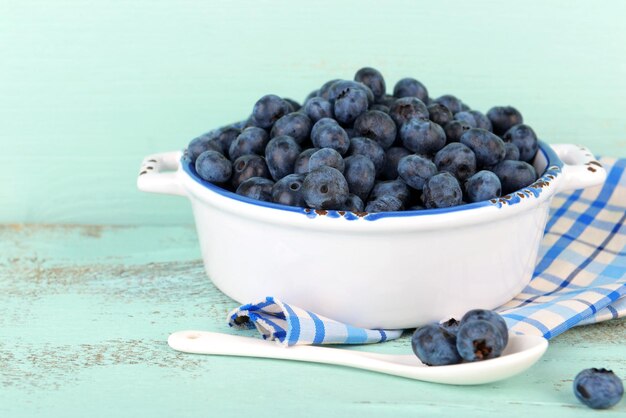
[228,157,626,345]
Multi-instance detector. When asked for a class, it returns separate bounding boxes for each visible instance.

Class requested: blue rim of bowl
[182,140,563,221]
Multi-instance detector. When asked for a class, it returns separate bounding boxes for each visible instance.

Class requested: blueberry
[453,111,477,128]
[434,95,464,114]
[304,97,334,122]
[231,154,271,189]
[365,195,403,213]
[252,94,291,129]
[187,133,224,163]
[486,106,523,136]
[353,110,397,150]
[195,150,232,183]
[434,143,477,182]
[293,148,320,174]
[310,118,350,155]
[319,79,341,100]
[459,128,506,167]
[270,112,312,144]
[348,136,386,175]
[502,124,538,162]
[304,89,319,102]
[393,78,429,103]
[343,155,376,201]
[265,135,301,181]
[492,160,537,195]
[283,98,301,112]
[460,309,508,349]
[375,94,396,107]
[574,368,624,409]
[236,177,274,202]
[400,119,446,156]
[411,324,461,366]
[504,142,520,160]
[444,120,472,143]
[398,154,437,191]
[214,126,242,155]
[409,204,425,210]
[308,148,345,173]
[427,103,454,126]
[302,166,349,209]
[456,319,506,361]
[389,97,429,127]
[381,146,411,180]
[354,67,386,100]
[422,172,463,208]
[228,127,270,161]
[370,179,410,205]
[327,80,375,105]
[333,87,369,125]
[271,173,306,207]
[464,170,502,202]
[468,110,492,131]
[439,318,460,336]
[369,104,390,113]
[339,194,365,212]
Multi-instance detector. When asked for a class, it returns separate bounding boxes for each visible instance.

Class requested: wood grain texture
[1,225,625,417]
[1,0,625,224]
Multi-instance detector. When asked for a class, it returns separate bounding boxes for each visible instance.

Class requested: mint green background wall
[1,0,625,224]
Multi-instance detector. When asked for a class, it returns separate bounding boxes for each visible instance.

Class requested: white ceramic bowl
[138,142,606,329]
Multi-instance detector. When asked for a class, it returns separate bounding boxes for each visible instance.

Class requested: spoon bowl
[168,330,548,385]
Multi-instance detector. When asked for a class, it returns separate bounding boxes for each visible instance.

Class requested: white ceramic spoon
[168,330,548,385]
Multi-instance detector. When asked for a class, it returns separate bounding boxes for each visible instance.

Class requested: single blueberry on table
[389,97,429,127]
[339,193,365,212]
[456,319,506,362]
[270,112,312,145]
[283,98,301,112]
[400,119,446,156]
[434,95,464,114]
[302,166,349,209]
[333,86,370,126]
[231,154,271,189]
[343,155,376,201]
[308,148,345,173]
[573,368,624,409]
[492,160,537,195]
[195,150,232,184]
[353,110,397,149]
[354,67,386,100]
[381,146,411,180]
[327,80,375,105]
[459,128,506,167]
[421,172,463,208]
[228,127,270,161]
[504,142,520,161]
[370,179,411,205]
[411,324,461,366]
[427,103,454,127]
[235,177,274,202]
[464,170,502,202]
[487,106,523,136]
[187,133,224,163]
[365,195,403,213]
[444,120,472,143]
[460,309,508,349]
[304,97,334,122]
[348,136,386,175]
[398,154,437,191]
[271,173,306,207]
[293,148,320,174]
[434,142,477,182]
[265,135,301,181]
[252,94,291,129]
[310,118,350,155]
[502,124,538,162]
[393,78,429,103]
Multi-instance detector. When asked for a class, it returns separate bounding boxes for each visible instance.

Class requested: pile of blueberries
[411,309,509,366]
[186,67,540,212]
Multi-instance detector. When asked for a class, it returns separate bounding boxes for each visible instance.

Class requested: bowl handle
[551,144,607,193]
[137,151,185,196]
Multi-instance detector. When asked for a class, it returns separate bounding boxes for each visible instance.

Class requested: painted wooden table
[1,224,625,417]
